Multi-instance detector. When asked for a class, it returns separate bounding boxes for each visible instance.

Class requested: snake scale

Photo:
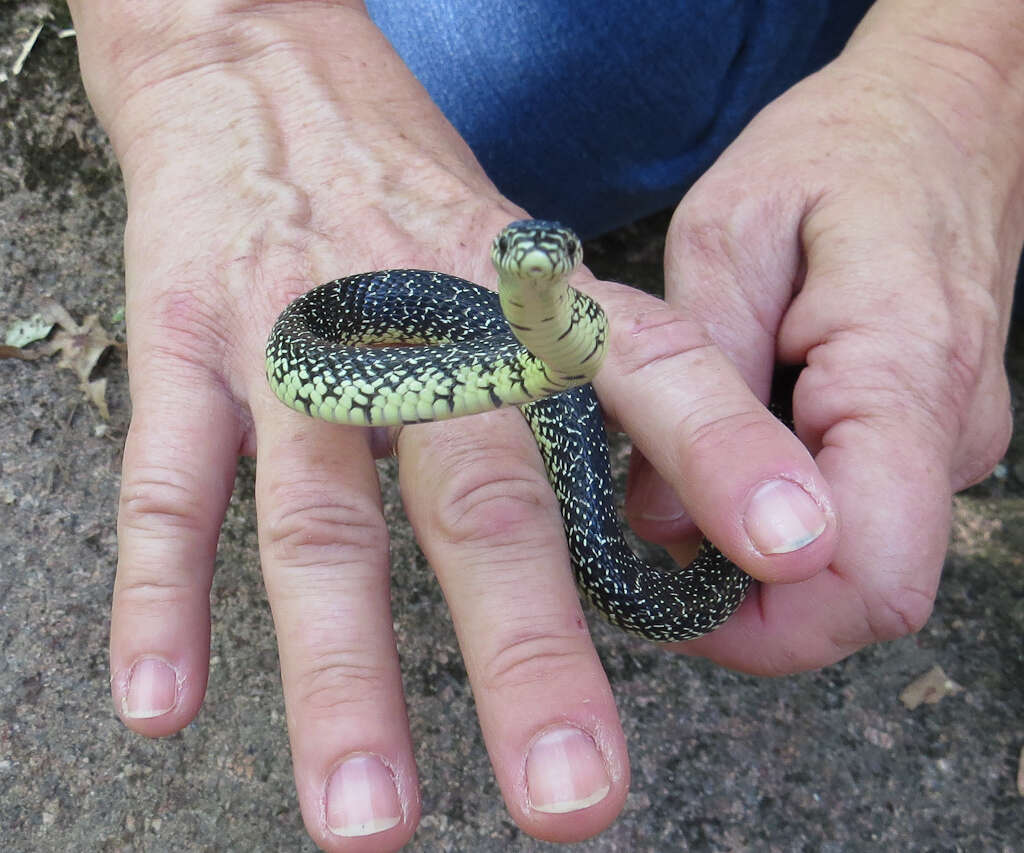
[266,220,750,641]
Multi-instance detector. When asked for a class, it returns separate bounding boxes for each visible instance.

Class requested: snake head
[491,219,582,283]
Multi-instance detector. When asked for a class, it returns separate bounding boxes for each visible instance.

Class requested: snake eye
[566,239,579,256]
[497,235,509,255]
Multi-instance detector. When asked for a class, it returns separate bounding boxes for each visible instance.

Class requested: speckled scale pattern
[523,387,750,640]
[266,268,750,642]
[267,270,583,425]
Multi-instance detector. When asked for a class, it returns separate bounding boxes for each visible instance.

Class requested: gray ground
[2,5,1022,852]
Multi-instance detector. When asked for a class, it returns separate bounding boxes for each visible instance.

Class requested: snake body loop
[266,219,750,641]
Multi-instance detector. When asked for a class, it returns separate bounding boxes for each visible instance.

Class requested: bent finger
[678,407,949,673]
[590,281,837,586]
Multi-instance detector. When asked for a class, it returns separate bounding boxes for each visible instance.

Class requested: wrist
[842,0,1024,225]
[67,1,374,149]
[68,0,497,213]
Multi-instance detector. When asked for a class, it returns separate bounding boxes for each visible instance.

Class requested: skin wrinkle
[673,403,781,470]
[269,559,390,607]
[287,652,395,717]
[132,286,234,369]
[912,31,1015,92]
[477,631,595,695]
[805,349,957,450]
[118,472,214,539]
[259,486,387,564]
[126,292,259,445]
[608,312,717,380]
[113,24,377,196]
[674,184,806,303]
[104,45,277,170]
[114,572,208,613]
[225,0,367,17]
[401,417,561,548]
[840,42,1020,177]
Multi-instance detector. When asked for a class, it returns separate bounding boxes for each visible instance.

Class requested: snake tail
[523,385,751,641]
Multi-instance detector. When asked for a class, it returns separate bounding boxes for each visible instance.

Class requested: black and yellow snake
[266,220,750,641]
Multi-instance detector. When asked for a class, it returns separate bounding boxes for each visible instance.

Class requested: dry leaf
[2,301,120,418]
[5,313,54,347]
[899,665,963,710]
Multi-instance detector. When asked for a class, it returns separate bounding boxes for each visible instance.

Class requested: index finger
[588,280,838,586]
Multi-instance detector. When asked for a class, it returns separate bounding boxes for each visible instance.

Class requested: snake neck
[498,273,608,390]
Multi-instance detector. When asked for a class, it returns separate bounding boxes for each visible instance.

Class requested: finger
[398,408,629,843]
[254,396,419,851]
[620,185,812,555]
[623,447,700,547]
[684,233,978,672]
[589,280,836,586]
[111,361,240,736]
[678,398,950,674]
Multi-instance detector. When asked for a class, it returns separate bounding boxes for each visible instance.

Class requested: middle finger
[398,407,629,843]
[254,395,420,851]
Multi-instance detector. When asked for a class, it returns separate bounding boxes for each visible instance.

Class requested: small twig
[0,344,42,361]
[11,22,44,76]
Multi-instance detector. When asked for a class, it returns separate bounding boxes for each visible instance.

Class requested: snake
[266,219,751,641]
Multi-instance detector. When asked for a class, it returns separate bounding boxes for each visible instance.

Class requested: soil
[2,5,1022,851]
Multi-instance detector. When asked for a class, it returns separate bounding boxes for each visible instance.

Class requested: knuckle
[119,465,209,538]
[136,286,234,373]
[291,647,394,718]
[867,579,936,640]
[114,571,197,618]
[677,403,780,461]
[426,438,559,549]
[953,396,1012,488]
[942,327,987,412]
[672,195,743,261]
[479,622,593,694]
[261,484,388,570]
[608,304,716,380]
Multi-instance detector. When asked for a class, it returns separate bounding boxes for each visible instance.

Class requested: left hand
[621,6,1023,673]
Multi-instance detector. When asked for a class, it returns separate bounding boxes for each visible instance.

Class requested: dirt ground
[2,5,1022,851]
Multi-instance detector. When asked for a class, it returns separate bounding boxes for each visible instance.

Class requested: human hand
[67,2,851,847]
[627,2,1023,674]
[70,3,631,848]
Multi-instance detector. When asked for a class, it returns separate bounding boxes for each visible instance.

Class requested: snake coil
[267,220,750,641]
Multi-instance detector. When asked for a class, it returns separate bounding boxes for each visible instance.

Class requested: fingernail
[743,479,827,555]
[633,477,687,522]
[628,452,686,522]
[526,726,610,814]
[326,754,402,838]
[122,658,178,719]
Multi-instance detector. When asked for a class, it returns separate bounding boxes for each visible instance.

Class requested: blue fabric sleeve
[366,1,874,236]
